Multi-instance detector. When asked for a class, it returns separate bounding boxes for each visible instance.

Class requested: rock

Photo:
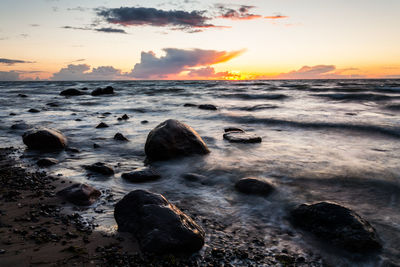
[224,127,245,133]
[93,143,100,148]
[11,122,31,130]
[114,133,129,141]
[9,113,16,116]
[121,114,129,120]
[18,93,28,98]
[57,183,101,206]
[46,102,60,107]
[181,173,207,182]
[145,119,210,161]
[66,147,80,153]
[91,86,114,96]
[141,120,149,124]
[198,104,217,110]
[114,190,205,254]
[184,103,197,107]
[22,128,67,150]
[36,158,58,167]
[235,177,274,195]
[290,202,382,253]
[96,122,109,128]
[121,167,161,183]
[223,131,262,143]
[84,162,114,175]
[28,108,40,113]
[60,89,84,96]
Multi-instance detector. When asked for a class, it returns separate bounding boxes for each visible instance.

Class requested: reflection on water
[0,79,399,265]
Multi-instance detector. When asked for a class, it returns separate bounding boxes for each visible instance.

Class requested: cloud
[0,71,20,81]
[62,25,127,34]
[264,15,288,20]
[0,58,34,65]
[277,65,364,79]
[96,7,217,31]
[129,48,245,79]
[30,24,40,27]
[95,27,127,34]
[51,64,122,80]
[216,5,262,20]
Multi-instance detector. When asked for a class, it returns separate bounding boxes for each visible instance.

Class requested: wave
[220,114,400,138]
[231,104,279,111]
[219,93,288,100]
[312,93,397,101]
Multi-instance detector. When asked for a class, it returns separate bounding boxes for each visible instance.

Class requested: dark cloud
[216,5,262,20]
[0,71,20,81]
[0,58,34,65]
[96,7,217,31]
[51,64,122,80]
[95,27,127,34]
[129,48,245,79]
[67,7,89,12]
[277,65,364,79]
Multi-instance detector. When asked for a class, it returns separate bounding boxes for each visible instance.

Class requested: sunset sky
[1,0,399,80]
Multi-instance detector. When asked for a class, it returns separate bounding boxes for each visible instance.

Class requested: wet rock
[290,202,382,253]
[9,113,16,116]
[11,122,31,130]
[145,119,210,161]
[198,104,217,110]
[96,122,109,128]
[46,102,60,107]
[28,108,40,113]
[235,177,274,195]
[66,147,80,153]
[93,143,100,148]
[224,127,245,133]
[114,133,129,141]
[36,158,58,167]
[22,128,68,150]
[121,167,161,183]
[141,120,149,124]
[91,86,114,96]
[84,162,114,175]
[121,114,129,120]
[184,103,197,107]
[114,190,205,254]
[181,173,208,182]
[60,89,84,96]
[57,183,101,206]
[18,93,28,98]
[223,131,262,143]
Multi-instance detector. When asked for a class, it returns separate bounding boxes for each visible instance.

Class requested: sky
[0,0,400,80]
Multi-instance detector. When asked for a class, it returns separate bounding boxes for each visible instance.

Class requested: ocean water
[0,79,399,265]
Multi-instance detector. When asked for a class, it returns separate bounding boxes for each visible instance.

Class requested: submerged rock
[91,86,114,96]
[22,128,67,150]
[223,131,262,143]
[57,183,101,206]
[235,177,274,195]
[96,122,109,128]
[114,190,205,254]
[121,167,161,183]
[28,108,40,113]
[60,89,84,96]
[290,202,382,253]
[183,103,197,107]
[224,127,245,133]
[18,93,28,98]
[84,162,114,175]
[36,158,58,167]
[141,120,149,124]
[145,119,210,161]
[114,133,129,141]
[11,122,31,130]
[198,104,217,110]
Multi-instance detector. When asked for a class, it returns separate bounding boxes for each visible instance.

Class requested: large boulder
[91,86,114,96]
[22,128,67,150]
[114,190,205,254]
[290,202,382,253]
[84,162,114,175]
[60,89,84,96]
[57,183,101,206]
[145,119,210,161]
[235,177,274,195]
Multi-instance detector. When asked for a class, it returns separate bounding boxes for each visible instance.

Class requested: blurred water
[0,79,399,265]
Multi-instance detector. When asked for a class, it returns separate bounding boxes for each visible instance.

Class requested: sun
[223,70,253,80]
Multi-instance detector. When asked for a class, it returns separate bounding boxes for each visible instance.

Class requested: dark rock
[11,122,31,130]
[145,119,210,161]
[114,133,129,141]
[57,183,101,206]
[114,190,205,254]
[121,167,161,183]
[181,173,211,185]
[60,89,84,96]
[9,113,16,116]
[81,87,88,91]
[290,202,382,253]
[66,147,80,153]
[28,108,40,113]
[184,103,197,107]
[235,177,274,195]
[93,143,100,148]
[96,122,109,128]
[121,114,129,120]
[22,128,68,150]
[84,162,114,175]
[36,158,58,167]
[18,93,28,98]
[75,118,82,121]
[198,104,217,110]
[224,127,245,133]
[223,131,262,143]
[46,102,60,107]
[91,86,114,96]
[141,120,149,124]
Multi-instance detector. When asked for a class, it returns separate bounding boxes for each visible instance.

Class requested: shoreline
[0,147,323,266]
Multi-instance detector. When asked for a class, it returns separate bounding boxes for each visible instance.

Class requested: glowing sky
[0,0,399,80]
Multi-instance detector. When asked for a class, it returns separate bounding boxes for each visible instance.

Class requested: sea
[0,79,399,266]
